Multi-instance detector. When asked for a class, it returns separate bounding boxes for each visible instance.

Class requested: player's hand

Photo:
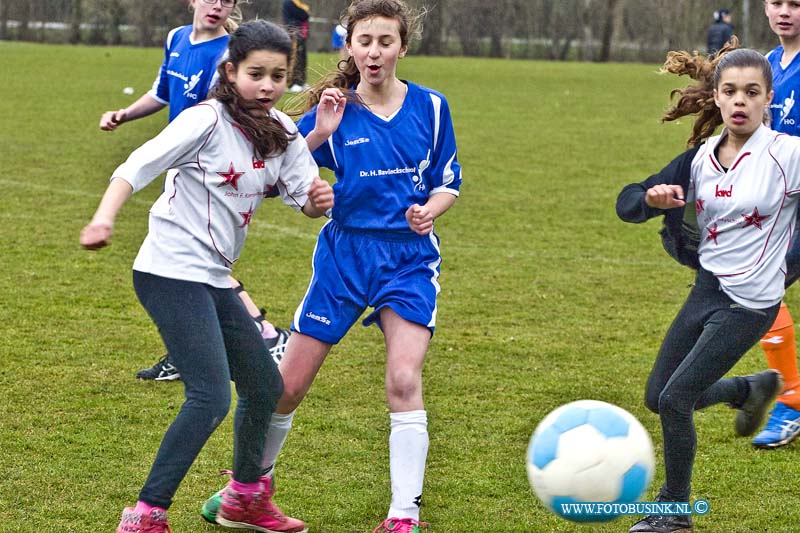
[314,88,346,138]
[80,222,113,250]
[406,203,434,235]
[307,177,334,214]
[99,109,127,131]
[645,184,685,209]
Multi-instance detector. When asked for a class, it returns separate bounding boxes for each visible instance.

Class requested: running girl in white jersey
[199,1,461,531]
[618,45,800,533]
[81,20,331,533]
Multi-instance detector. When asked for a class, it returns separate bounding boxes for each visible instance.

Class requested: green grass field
[1,41,798,532]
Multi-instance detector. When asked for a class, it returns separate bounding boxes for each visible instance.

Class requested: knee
[644,385,661,414]
[656,389,685,418]
[386,367,421,404]
[187,385,232,428]
[278,378,306,412]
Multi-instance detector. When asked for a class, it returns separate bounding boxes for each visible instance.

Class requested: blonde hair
[224,3,242,33]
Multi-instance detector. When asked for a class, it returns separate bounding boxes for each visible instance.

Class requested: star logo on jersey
[706,223,720,245]
[217,163,245,190]
[239,204,255,228]
[742,207,770,230]
[695,198,705,215]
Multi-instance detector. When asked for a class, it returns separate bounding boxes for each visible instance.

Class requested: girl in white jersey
[199,1,461,531]
[81,20,331,533]
[618,45,800,532]
[98,0,293,383]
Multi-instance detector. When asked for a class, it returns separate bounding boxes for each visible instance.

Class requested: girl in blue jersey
[745,0,800,449]
[99,0,293,382]
[99,0,239,129]
[200,1,461,531]
[618,45,800,532]
[81,20,331,533]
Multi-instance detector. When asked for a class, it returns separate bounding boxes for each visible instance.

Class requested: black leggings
[133,271,283,509]
[645,268,779,501]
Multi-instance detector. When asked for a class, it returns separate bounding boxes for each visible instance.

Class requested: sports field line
[0,177,318,240]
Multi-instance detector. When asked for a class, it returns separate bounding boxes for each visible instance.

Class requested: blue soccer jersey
[297,81,462,233]
[767,46,800,136]
[148,26,229,122]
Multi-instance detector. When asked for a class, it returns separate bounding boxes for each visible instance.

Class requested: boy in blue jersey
[98,0,292,382]
[747,0,800,449]
[200,1,461,531]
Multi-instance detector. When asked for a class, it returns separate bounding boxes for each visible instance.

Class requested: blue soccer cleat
[752,402,800,449]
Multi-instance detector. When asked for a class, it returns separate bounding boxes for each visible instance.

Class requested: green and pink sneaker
[372,517,429,533]
[200,489,224,524]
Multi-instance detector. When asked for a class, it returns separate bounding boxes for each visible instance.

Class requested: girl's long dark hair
[211,20,296,159]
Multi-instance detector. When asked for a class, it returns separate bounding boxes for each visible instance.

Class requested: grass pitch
[1,41,797,531]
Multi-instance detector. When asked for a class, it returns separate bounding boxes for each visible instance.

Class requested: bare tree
[0,0,8,41]
[69,0,82,43]
[598,0,620,62]
[419,0,444,55]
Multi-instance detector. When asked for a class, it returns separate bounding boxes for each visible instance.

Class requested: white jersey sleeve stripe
[430,93,442,152]
[327,136,339,169]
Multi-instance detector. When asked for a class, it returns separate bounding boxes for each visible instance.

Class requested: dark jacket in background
[707,21,734,55]
[616,145,702,269]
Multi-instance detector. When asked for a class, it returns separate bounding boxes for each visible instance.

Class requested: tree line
[0,0,780,62]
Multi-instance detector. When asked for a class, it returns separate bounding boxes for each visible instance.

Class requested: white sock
[387,410,428,521]
[260,411,295,476]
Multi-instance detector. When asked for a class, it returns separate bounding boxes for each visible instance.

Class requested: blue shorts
[292,220,442,344]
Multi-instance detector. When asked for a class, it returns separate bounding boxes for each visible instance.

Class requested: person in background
[283,0,311,92]
[747,0,800,449]
[707,7,734,56]
[332,22,347,60]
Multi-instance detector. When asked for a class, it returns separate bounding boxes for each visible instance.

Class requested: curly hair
[661,37,772,147]
[286,0,424,116]
[211,19,297,160]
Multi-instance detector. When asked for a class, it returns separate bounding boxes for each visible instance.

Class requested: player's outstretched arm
[99,94,166,131]
[80,178,134,250]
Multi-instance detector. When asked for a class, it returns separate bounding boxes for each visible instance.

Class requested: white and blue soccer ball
[526,400,655,522]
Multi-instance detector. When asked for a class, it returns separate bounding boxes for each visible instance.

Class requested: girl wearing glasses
[82,20,330,533]
[99,0,239,129]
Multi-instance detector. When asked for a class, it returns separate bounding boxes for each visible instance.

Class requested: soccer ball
[526,400,655,522]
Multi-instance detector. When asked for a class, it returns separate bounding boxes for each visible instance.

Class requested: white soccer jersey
[689,124,800,307]
[112,100,318,288]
